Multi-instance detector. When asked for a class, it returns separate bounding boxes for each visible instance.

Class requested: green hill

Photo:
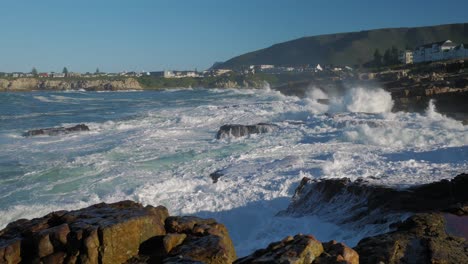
[216,23,468,69]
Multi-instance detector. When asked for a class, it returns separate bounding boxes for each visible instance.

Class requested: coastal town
[1,40,467,80]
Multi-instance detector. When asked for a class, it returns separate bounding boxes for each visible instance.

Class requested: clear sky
[1,0,467,73]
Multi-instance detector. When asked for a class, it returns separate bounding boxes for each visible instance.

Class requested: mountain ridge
[215,23,468,69]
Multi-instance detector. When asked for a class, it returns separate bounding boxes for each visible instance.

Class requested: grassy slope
[217,23,468,69]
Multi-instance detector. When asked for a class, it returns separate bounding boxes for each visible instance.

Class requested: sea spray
[305,86,394,114]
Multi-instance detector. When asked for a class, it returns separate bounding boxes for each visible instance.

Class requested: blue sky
[1,0,467,73]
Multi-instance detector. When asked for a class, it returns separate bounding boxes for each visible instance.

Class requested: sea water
[0,88,467,256]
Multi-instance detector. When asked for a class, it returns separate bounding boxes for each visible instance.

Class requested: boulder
[235,234,357,264]
[23,124,90,137]
[127,216,236,264]
[315,240,359,264]
[0,201,168,264]
[164,216,236,264]
[354,213,468,264]
[216,123,278,139]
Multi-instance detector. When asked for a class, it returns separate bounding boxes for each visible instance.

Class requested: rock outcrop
[0,201,236,264]
[23,124,90,137]
[0,201,168,264]
[0,78,142,91]
[355,213,468,264]
[283,173,468,219]
[216,123,278,139]
[235,234,358,264]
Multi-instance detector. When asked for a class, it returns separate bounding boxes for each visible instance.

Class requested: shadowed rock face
[23,124,90,137]
[235,234,358,264]
[128,216,236,264]
[355,213,468,264]
[216,123,278,139]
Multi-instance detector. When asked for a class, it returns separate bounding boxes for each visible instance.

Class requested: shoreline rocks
[0,201,236,264]
[1,174,467,263]
[283,173,468,219]
[0,78,142,92]
[23,124,90,137]
[355,213,468,264]
[216,123,278,139]
[235,234,358,264]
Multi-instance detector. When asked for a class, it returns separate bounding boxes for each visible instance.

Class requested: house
[399,50,413,64]
[38,73,49,78]
[412,40,466,63]
[51,73,66,78]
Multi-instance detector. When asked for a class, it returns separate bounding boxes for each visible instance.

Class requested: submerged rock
[235,234,358,264]
[355,213,468,264]
[23,124,90,137]
[216,123,278,139]
[209,170,224,183]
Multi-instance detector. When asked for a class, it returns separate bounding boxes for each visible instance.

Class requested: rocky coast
[1,173,466,264]
[0,78,142,92]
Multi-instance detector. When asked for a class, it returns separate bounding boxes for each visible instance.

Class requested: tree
[31,67,38,76]
[373,49,382,67]
[62,67,68,75]
[391,46,399,65]
[383,49,392,66]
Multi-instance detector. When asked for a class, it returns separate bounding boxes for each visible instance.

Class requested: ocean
[1,87,467,256]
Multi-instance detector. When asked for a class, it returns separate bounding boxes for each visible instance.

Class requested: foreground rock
[216,123,278,139]
[0,201,236,264]
[355,213,468,264]
[235,234,358,264]
[23,124,90,137]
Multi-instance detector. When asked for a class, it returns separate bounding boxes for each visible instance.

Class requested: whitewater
[0,87,467,256]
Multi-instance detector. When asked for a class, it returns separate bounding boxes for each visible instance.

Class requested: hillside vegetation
[216,23,468,69]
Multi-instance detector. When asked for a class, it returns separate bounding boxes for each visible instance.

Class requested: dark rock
[0,201,168,264]
[216,123,278,139]
[209,170,224,183]
[235,234,357,264]
[283,173,468,219]
[23,124,90,137]
[316,240,359,264]
[163,216,236,264]
[355,213,468,264]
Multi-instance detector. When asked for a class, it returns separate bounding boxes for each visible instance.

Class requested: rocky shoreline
[0,78,143,91]
[274,60,468,122]
[1,173,466,264]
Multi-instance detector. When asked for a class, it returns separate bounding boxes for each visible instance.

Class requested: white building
[399,50,413,64]
[412,40,467,63]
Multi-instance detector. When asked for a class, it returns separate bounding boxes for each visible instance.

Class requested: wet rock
[216,123,278,139]
[235,234,357,264]
[316,240,359,264]
[209,170,224,183]
[163,233,187,253]
[0,201,168,264]
[163,216,236,264]
[355,213,468,264]
[283,173,468,219]
[23,124,90,137]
